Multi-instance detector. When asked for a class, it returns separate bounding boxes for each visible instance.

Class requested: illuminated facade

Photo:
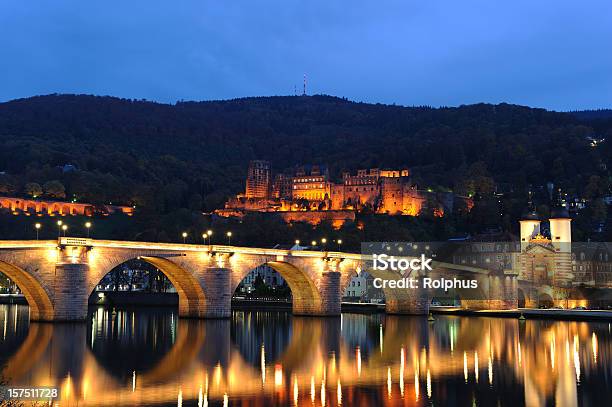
[291,165,331,201]
[0,196,134,217]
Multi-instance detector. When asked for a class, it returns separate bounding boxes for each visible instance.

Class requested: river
[0,304,610,406]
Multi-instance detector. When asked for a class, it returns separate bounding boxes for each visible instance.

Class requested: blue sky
[1,1,611,110]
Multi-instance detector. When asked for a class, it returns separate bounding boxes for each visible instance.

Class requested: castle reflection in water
[1,305,611,406]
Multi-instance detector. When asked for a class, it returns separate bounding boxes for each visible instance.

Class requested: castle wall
[0,196,133,217]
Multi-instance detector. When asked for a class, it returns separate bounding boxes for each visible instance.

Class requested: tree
[43,180,66,199]
[24,182,43,198]
[0,176,15,195]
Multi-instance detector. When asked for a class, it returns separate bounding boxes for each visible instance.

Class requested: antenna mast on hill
[303,73,307,96]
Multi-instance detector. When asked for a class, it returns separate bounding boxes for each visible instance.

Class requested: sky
[1,1,611,111]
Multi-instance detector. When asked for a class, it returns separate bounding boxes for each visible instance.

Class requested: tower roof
[521,208,540,221]
[521,189,539,221]
[550,205,570,219]
[550,187,570,219]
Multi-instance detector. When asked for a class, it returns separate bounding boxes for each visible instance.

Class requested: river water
[0,304,611,406]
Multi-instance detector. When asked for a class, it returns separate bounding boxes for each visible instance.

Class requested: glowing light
[356,346,362,376]
[463,351,468,382]
[177,387,182,407]
[198,386,203,407]
[550,336,556,370]
[592,332,598,363]
[310,376,315,403]
[61,374,72,400]
[321,379,326,406]
[293,376,299,406]
[82,377,89,400]
[414,371,420,401]
[488,356,493,385]
[426,369,431,398]
[574,335,581,382]
[261,345,266,384]
[215,363,222,387]
[400,348,405,397]
[132,370,136,392]
[387,367,392,398]
[223,393,228,407]
[274,364,283,387]
[379,324,383,354]
[474,351,479,383]
[337,379,342,405]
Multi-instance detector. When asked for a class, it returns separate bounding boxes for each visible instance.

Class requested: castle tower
[245,160,271,199]
[549,189,572,248]
[549,189,573,290]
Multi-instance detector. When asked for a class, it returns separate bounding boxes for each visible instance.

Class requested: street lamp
[85,221,92,237]
[311,240,317,249]
[337,239,342,251]
[202,233,207,245]
[182,232,188,244]
[207,230,213,245]
[61,224,68,237]
[321,238,327,250]
[226,231,232,245]
[34,223,41,240]
[57,220,63,237]
[294,239,300,246]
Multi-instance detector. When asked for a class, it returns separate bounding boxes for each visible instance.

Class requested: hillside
[0,94,609,243]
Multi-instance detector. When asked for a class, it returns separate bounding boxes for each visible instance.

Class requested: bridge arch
[232,260,324,315]
[266,261,322,313]
[0,261,54,321]
[89,254,207,318]
[229,253,353,316]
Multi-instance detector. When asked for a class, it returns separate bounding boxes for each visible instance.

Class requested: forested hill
[0,94,609,214]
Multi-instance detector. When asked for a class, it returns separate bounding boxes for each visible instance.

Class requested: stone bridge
[0,238,516,321]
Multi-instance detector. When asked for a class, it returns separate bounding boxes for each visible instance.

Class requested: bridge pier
[51,263,90,321]
[199,267,231,318]
[318,271,342,316]
[293,271,342,316]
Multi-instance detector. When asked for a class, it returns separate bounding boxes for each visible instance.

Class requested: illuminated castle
[217,160,469,226]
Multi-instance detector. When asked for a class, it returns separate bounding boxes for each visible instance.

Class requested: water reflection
[1,304,612,406]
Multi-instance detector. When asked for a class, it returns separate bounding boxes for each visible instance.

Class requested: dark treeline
[0,94,609,243]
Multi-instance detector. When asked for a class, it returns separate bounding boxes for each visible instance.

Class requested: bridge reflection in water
[1,305,610,406]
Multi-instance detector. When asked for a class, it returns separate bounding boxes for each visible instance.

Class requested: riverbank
[89,291,178,306]
[431,306,612,321]
[9,292,612,320]
[0,294,26,305]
